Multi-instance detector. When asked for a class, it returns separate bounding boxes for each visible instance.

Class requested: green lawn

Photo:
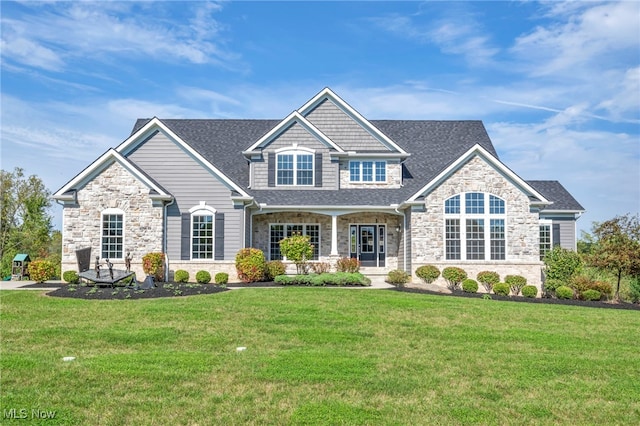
[1,289,639,425]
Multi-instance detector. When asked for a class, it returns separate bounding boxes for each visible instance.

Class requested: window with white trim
[101,209,124,259]
[269,224,320,261]
[277,149,314,186]
[191,205,216,259]
[444,193,506,260]
[539,221,552,260]
[349,161,386,182]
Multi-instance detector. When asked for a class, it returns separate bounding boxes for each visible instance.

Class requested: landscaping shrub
[279,234,314,274]
[543,278,565,295]
[336,257,360,273]
[493,282,510,296]
[142,252,165,281]
[462,279,478,293]
[544,246,582,282]
[265,260,286,280]
[555,285,574,300]
[235,248,267,283]
[275,272,370,286]
[174,270,189,283]
[477,271,500,293]
[521,285,538,298]
[415,265,440,284]
[442,267,467,291]
[311,262,331,274]
[214,272,228,285]
[196,270,211,284]
[589,281,613,300]
[27,260,56,283]
[570,275,594,298]
[582,289,602,301]
[629,276,640,303]
[505,275,527,296]
[62,270,79,284]
[387,269,410,287]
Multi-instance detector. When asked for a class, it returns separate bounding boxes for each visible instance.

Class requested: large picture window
[349,161,386,183]
[277,149,314,186]
[269,224,320,261]
[101,209,124,259]
[444,193,506,261]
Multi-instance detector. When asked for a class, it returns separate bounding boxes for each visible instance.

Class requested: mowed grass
[1,289,639,425]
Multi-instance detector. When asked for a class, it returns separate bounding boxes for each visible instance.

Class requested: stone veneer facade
[61,162,164,278]
[410,155,544,289]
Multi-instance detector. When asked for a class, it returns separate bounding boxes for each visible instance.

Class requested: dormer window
[276,147,314,186]
[349,160,386,183]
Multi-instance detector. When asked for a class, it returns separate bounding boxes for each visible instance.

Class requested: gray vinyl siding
[252,122,338,190]
[126,131,243,260]
[305,99,390,152]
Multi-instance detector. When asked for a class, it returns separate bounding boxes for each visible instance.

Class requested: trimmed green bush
[274,273,370,287]
[462,279,478,293]
[556,285,574,300]
[544,246,582,282]
[265,260,286,280]
[62,270,79,284]
[195,270,211,284]
[442,267,467,291]
[543,278,565,294]
[415,265,440,284]
[28,260,56,283]
[629,276,640,303]
[235,248,267,283]
[590,281,613,300]
[505,275,527,296]
[477,271,500,293]
[142,252,165,281]
[582,289,602,301]
[493,282,510,296]
[336,257,360,273]
[521,285,538,298]
[214,272,228,285]
[174,270,189,283]
[387,269,410,287]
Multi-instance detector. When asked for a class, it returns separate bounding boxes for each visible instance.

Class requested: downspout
[163,198,175,282]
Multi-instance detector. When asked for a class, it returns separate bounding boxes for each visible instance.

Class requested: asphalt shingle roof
[528,180,585,212]
[131,118,579,211]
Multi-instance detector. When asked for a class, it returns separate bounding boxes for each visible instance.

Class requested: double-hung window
[101,209,124,259]
[190,204,217,259]
[349,160,386,183]
[276,149,314,186]
[444,193,506,260]
[269,224,320,261]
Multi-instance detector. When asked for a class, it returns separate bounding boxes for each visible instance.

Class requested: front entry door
[350,225,385,267]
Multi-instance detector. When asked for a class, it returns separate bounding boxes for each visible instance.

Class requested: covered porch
[250,208,405,273]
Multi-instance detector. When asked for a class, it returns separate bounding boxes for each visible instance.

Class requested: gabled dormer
[243,88,410,190]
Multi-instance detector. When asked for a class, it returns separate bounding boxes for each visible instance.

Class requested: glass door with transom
[349,224,385,267]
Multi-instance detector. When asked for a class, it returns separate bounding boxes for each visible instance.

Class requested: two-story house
[54,88,584,288]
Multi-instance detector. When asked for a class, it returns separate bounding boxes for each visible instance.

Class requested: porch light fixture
[395,225,402,233]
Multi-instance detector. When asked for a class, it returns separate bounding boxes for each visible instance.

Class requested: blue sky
[1,1,638,235]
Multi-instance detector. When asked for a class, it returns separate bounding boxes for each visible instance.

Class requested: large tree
[588,214,640,301]
[0,168,54,277]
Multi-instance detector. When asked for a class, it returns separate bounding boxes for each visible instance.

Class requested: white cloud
[0,1,238,72]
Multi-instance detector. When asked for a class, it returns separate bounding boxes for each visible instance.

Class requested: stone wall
[410,155,543,286]
[61,161,164,278]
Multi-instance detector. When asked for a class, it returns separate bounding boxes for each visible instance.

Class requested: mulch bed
[47,282,229,300]
[392,286,640,311]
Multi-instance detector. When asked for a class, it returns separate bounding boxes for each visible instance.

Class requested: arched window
[101,208,124,259]
[190,203,217,259]
[276,147,314,186]
[444,193,506,260]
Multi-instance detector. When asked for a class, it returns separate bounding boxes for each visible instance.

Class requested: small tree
[588,214,640,301]
[477,271,500,293]
[280,233,314,274]
[543,246,582,283]
[442,267,467,292]
[505,275,527,296]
